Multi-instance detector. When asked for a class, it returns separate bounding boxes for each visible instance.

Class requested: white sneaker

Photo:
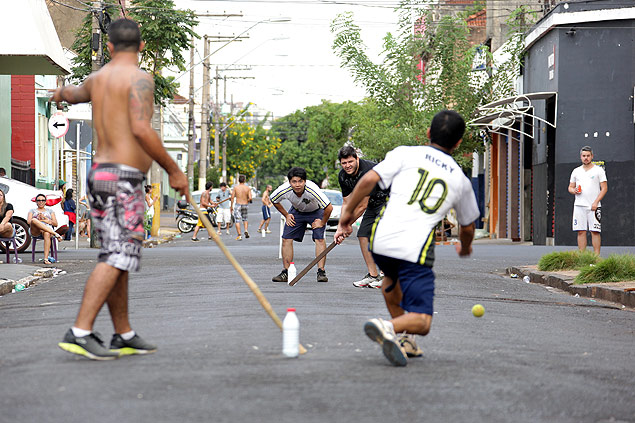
[363,318,407,367]
[368,275,383,289]
[352,273,376,288]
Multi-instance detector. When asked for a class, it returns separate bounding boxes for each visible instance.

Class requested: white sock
[71,327,91,338]
[120,330,136,341]
[384,320,395,333]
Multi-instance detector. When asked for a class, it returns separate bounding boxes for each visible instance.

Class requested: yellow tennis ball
[472,304,485,318]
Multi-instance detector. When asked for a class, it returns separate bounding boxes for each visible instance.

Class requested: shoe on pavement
[353,273,375,288]
[272,269,288,282]
[226,229,230,235]
[244,231,250,238]
[363,318,407,367]
[236,235,242,241]
[217,230,222,235]
[58,329,119,361]
[368,274,384,289]
[398,333,423,358]
[191,237,200,242]
[110,333,157,356]
[265,229,272,234]
[317,268,328,282]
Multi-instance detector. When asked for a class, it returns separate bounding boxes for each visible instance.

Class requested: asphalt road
[1,206,634,423]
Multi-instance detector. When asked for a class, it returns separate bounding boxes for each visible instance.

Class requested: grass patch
[537,250,600,271]
[575,254,635,284]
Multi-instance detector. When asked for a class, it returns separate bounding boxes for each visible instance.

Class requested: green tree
[331,0,528,168]
[261,101,361,187]
[70,0,198,106]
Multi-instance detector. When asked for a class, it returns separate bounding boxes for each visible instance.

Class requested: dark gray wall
[524,18,635,246]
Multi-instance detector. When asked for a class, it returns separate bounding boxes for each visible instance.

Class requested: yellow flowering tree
[212,109,281,180]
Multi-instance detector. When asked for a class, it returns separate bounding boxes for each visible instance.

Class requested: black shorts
[358,204,383,238]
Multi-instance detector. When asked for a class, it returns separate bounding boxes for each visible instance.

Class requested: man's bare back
[90,65,156,172]
[233,183,252,205]
[51,42,187,196]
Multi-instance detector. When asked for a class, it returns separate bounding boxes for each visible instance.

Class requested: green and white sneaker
[398,333,423,357]
[58,329,120,361]
[363,318,407,367]
[110,333,157,356]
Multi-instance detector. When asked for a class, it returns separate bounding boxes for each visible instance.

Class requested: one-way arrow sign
[48,112,70,138]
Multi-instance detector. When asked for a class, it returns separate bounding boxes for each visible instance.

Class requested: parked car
[0,177,69,253]
[322,189,343,228]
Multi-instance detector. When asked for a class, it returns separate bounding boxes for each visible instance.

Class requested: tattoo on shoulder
[129,76,155,121]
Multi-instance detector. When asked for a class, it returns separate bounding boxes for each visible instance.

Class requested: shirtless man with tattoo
[52,19,188,360]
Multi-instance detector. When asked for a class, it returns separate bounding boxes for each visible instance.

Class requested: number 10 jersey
[370,145,480,266]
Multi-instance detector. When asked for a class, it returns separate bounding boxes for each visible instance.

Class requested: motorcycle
[176,200,198,233]
[175,200,235,233]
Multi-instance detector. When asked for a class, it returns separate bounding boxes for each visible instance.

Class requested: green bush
[575,254,635,284]
[537,250,599,271]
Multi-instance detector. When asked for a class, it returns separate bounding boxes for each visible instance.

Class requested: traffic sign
[48,112,69,138]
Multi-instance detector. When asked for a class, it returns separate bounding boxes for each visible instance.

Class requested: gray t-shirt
[216,189,231,209]
[30,207,54,227]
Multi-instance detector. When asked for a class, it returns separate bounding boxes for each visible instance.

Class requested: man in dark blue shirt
[338,146,389,289]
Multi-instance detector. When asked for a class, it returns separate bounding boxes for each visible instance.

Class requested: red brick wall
[11,75,35,168]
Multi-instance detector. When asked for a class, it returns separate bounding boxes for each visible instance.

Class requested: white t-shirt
[270,179,331,212]
[569,164,607,208]
[370,145,480,266]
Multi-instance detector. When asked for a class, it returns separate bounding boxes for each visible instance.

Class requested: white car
[322,189,343,228]
[0,177,69,253]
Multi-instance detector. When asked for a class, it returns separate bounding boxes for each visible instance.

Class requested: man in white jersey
[270,167,333,283]
[568,146,608,254]
[335,110,480,366]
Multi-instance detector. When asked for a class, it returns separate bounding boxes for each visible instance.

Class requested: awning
[0,0,71,75]
[469,92,557,139]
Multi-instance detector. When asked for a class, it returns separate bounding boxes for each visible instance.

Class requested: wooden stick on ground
[188,194,307,355]
[288,241,337,286]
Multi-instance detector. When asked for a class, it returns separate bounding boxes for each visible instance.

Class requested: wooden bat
[288,241,337,286]
[188,194,307,355]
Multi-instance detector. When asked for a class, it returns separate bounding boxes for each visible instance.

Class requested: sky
[171,0,402,119]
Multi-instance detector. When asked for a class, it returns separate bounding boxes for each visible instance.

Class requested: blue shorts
[372,253,435,315]
[282,207,325,242]
[262,205,271,220]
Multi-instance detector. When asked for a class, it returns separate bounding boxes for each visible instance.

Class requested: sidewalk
[0,215,180,295]
[507,265,635,309]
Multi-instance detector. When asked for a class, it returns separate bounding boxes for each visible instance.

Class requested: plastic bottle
[14,284,25,292]
[282,308,299,358]
[288,262,297,282]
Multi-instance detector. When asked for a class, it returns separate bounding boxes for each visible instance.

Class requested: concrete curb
[507,265,635,309]
[142,229,179,248]
[0,268,58,296]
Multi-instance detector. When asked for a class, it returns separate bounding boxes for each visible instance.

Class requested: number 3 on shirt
[408,168,448,214]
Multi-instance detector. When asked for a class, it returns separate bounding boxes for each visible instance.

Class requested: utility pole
[199,35,210,190]
[90,1,103,248]
[214,66,220,167]
[187,40,196,192]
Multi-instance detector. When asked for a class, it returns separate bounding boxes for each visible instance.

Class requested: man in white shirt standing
[335,110,480,367]
[568,146,608,254]
[270,167,333,283]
